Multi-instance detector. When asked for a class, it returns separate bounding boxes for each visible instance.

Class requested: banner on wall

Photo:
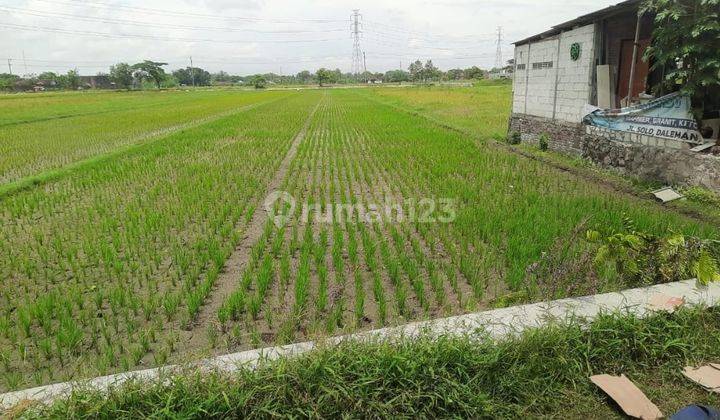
[582,93,702,143]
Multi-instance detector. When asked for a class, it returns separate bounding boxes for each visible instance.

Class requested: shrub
[586,216,720,287]
[682,186,720,206]
[508,131,521,145]
[538,133,549,151]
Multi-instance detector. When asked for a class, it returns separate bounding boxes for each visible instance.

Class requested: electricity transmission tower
[495,26,504,70]
[351,9,363,77]
[189,56,195,87]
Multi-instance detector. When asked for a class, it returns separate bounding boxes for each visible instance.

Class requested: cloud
[199,0,265,12]
[0,0,621,76]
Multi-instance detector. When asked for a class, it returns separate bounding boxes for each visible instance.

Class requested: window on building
[532,61,553,70]
[516,64,526,70]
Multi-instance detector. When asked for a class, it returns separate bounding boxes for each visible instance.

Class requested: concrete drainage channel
[1,279,719,410]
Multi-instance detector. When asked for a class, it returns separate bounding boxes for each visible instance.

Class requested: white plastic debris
[651,187,683,203]
[690,142,716,153]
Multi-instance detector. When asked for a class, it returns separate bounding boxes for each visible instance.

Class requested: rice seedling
[2,86,717,393]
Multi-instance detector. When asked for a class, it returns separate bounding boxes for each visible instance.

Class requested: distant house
[79,75,115,89]
[489,69,510,80]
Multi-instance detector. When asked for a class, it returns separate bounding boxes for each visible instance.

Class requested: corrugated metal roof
[513,0,641,45]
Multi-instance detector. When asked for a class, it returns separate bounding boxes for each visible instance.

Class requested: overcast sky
[1,0,620,76]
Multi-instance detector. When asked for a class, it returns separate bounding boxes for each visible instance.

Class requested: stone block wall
[508,113,584,155]
[508,114,720,193]
[583,135,720,192]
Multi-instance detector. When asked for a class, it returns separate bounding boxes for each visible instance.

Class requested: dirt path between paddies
[173,94,324,360]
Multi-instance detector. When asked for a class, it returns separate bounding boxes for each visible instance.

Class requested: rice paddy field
[0,86,717,392]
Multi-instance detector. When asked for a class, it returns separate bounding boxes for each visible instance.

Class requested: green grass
[2,86,718,394]
[367,84,720,224]
[367,83,512,139]
[0,92,321,391]
[0,89,286,183]
[17,307,720,419]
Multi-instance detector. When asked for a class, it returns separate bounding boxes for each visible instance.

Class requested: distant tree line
[1,57,493,92]
[0,69,81,91]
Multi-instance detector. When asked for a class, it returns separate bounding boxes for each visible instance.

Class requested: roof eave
[513,0,642,46]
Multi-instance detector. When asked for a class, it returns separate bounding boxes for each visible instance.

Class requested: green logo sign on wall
[570,43,581,61]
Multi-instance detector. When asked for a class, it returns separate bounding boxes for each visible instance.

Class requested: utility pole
[363,51,367,73]
[495,26,504,71]
[351,9,363,78]
[189,56,195,87]
[6,58,12,75]
[22,50,28,75]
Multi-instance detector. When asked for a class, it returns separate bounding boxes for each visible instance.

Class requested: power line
[0,6,347,34]
[362,22,496,44]
[32,0,346,24]
[0,22,346,44]
[361,34,497,52]
[495,26,504,69]
[2,55,353,66]
[1,4,511,74]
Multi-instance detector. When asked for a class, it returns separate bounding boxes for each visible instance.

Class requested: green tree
[446,68,464,80]
[249,75,266,89]
[37,72,57,81]
[330,68,343,83]
[296,70,313,84]
[37,72,59,88]
[642,0,720,116]
[132,61,168,89]
[172,67,211,86]
[408,60,423,82]
[109,63,134,90]
[315,68,332,86]
[423,60,440,81]
[63,69,80,90]
[211,71,230,84]
[383,69,410,83]
[0,73,19,91]
[211,71,241,85]
[465,66,485,80]
[359,70,373,82]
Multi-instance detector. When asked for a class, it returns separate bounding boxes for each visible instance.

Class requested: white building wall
[524,38,558,119]
[512,44,529,113]
[511,23,596,123]
[555,24,596,122]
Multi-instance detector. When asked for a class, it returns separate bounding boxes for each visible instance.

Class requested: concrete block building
[508,0,659,153]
